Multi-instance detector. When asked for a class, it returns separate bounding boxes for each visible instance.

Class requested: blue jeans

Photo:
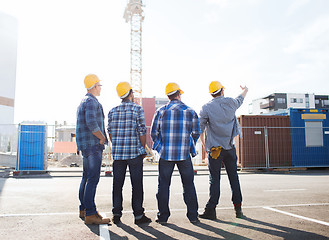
[79,144,104,216]
[205,146,242,209]
[156,157,198,222]
[112,155,145,218]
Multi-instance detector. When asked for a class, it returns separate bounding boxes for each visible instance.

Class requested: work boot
[199,208,217,220]
[134,214,152,225]
[112,215,121,224]
[79,210,85,219]
[155,219,167,225]
[234,204,244,218]
[96,211,108,220]
[85,214,111,225]
[190,218,200,224]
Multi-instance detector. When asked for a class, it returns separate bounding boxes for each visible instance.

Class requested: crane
[123,0,144,105]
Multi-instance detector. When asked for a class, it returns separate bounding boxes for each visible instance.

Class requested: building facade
[0,12,17,124]
[249,93,327,115]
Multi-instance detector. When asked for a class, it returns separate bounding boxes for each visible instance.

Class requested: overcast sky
[1,0,329,124]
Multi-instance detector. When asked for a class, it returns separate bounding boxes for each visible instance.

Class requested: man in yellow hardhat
[151,82,201,224]
[199,81,248,219]
[107,82,152,225]
[76,74,110,225]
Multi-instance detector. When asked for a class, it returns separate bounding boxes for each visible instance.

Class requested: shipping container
[236,115,291,168]
[290,109,329,167]
[16,124,47,171]
[142,98,156,147]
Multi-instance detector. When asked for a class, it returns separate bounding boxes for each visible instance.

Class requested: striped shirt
[76,93,108,151]
[151,99,201,161]
[107,100,147,160]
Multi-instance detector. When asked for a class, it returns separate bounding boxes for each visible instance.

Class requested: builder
[151,82,201,224]
[199,81,248,220]
[76,74,110,225]
[108,82,152,225]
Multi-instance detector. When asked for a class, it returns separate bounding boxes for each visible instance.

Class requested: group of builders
[76,74,248,225]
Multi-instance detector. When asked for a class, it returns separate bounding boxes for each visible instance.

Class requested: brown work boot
[85,214,111,225]
[79,210,85,219]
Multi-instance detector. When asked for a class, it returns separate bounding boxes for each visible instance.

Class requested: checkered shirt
[107,100,147,160]
[76,93,108,151]
[151,99,201,161]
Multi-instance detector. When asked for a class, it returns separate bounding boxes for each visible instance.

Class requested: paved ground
[0,166,329,239]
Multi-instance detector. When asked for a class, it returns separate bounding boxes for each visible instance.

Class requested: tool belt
[210,146,222,159]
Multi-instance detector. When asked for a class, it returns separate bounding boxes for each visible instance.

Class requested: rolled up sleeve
[191,111,201,143]
[199,107,209,133]
[137,107,147,136]
[150,110,160,142]
[85,99,101,133]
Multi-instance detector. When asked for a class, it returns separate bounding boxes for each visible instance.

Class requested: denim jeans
[79,144,104,216]
[112,155,145,218]
[205,146,242,209]
[156,157,198,222]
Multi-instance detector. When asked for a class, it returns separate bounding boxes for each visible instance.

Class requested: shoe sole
[199,215,216,220]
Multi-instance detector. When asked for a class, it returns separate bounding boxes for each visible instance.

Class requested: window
[315,100,320,104]
[298,98,303,103]
[323,100,329,106]
[291,98,297,103]
[305,121,323,147]
[277,98,285,104]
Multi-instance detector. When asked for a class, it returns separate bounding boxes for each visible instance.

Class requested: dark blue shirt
[76,93,108,151]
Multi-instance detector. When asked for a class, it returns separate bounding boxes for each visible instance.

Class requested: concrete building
[0,12,18,124]
[248,93,328,115]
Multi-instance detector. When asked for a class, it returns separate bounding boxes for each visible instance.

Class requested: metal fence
[0,124,328,171]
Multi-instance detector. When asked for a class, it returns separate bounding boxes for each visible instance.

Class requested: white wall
[0,12,17,124]
[286,93,315,109]
[249,98,270,114]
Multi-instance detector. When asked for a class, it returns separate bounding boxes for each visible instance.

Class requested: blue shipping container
[290,109,329,167]
[16,124,46,170]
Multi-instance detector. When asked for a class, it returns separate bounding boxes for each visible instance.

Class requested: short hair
[168,90,180,100]
[122,89,133,101]
[211,89,223,98]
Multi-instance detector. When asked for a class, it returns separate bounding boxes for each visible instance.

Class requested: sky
[1,0,329,125]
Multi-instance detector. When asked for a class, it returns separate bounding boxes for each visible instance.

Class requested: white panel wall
[0,12,17,124]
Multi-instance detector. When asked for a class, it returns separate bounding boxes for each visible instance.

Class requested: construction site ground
[0,164,329,240]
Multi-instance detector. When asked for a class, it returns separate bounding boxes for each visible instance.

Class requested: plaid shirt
[76,93,108,151]
[151,99,201,161]
[108,100,147,160]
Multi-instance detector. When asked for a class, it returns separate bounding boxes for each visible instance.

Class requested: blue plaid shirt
[76,93,108,151]
[151,99,201,161]
[108,100,147,160]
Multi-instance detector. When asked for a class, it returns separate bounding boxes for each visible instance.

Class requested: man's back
[108,100,146,160]
[199,95,244,150]
[151,99,200,161]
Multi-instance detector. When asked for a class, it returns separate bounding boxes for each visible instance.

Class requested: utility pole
[123,0,144,105]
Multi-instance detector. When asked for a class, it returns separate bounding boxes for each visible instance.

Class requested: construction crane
[123,0,144,106]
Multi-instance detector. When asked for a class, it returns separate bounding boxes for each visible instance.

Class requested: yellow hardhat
[84,74,101,89]
[116,82,132,99]
[209,81,225,94]
[165,82,184,96]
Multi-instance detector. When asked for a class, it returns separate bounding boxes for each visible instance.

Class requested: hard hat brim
[167,89,184,96]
